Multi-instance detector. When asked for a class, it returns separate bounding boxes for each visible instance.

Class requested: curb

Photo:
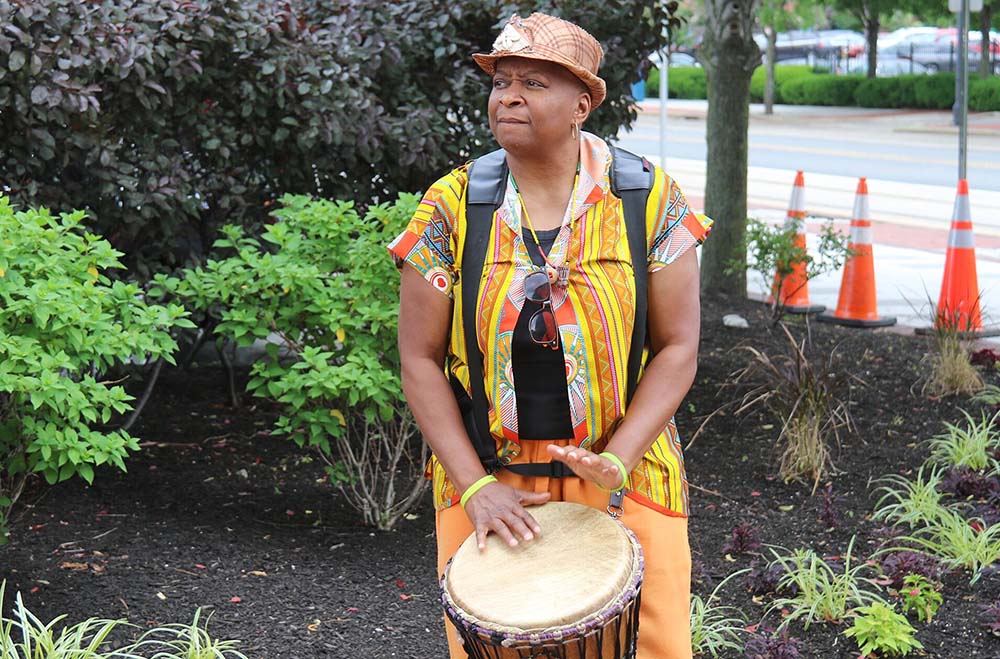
[893,125,1000,137]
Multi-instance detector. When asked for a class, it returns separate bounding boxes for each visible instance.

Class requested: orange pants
[435,439,693,659]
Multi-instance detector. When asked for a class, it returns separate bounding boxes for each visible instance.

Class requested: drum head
[444,502,638,633]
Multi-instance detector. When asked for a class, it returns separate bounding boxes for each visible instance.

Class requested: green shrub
[854,76,919,108]
[780,75,863,106]
[914,73,956,109]
[899,574,942,623]
[151,194,426,530]
[750,65,815,103]
[1,1,670,275]
[0,197,191,545]
[646,66,707,99]
[843,602,923,657]
[970,77,1000,111]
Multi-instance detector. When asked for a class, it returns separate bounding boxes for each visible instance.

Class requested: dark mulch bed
[3,295,1000,658]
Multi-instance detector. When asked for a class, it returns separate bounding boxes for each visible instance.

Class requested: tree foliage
[0,0,669,275]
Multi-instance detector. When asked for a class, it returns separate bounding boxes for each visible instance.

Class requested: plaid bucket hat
[473,13,607,108]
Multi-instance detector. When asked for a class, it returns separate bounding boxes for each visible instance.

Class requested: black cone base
[817,313,897,328]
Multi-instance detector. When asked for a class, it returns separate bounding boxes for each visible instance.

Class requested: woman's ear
[575,92,593,125]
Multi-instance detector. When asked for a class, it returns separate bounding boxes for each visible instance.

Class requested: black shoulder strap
[609,145,655,405]
[461,148,507,471]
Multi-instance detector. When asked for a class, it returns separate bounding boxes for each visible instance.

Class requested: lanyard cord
[510,165,580,271]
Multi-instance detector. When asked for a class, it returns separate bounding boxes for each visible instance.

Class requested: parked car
[753,30,827,62]
[902,31,1000,74]
[647,51,700,68]
[877,27,940,57]
[843,55,932,76]
[815,29,866,57]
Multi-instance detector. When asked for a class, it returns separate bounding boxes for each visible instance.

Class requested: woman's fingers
[547,444,622,489]
[467,484,549,551]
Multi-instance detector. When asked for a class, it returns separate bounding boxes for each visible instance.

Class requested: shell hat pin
[493,18,532,53]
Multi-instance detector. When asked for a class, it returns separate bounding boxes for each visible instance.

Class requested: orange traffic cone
[936,179,982,332]
[768,171,825,314]
[818,178,896,328]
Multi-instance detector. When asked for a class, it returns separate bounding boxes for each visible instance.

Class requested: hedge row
[645,66,706,99]
[646,66,1000,111]
[2,0,670,276]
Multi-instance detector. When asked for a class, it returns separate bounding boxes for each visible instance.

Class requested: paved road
[618,106,1000,193]
[616,101,1000,330]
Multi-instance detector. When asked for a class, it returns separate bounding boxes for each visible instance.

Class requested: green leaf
[9,50,25,72]
[79,463,94,485]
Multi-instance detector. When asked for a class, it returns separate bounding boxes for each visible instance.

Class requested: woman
[389,13,710,659]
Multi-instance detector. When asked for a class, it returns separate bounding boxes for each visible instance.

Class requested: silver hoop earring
[571,121,579,139]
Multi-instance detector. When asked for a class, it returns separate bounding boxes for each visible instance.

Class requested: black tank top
[512,227,574,439]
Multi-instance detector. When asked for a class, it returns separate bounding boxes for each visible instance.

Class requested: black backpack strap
[609,146,655,406]
[460,148,507,472]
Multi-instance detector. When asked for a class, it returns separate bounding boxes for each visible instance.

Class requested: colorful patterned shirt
[388,133,711,517]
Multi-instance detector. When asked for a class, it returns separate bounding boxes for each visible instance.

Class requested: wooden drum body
[440,502,644,659]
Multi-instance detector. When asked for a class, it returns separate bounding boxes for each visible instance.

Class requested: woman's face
[488,57,591,155]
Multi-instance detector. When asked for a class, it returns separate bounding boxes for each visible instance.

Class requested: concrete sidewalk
[637,98,1000,136]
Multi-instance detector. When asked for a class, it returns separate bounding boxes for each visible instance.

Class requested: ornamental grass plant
[923,308,985,397]
[732,324,853,492]
[128,609,248,659]
[970,383,1000,406]
[926,410,1000,474]
[872,466,947,529]
[0,582,248,659]
[689,570,748,658]
[766,536,884,630]
[0,581,129,659]
[895,507,1000,585]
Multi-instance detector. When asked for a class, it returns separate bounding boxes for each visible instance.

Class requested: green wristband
[598,451,629,492]
[460,474,498,508]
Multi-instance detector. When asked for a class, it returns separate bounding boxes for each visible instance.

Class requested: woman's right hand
[464,482,550,552]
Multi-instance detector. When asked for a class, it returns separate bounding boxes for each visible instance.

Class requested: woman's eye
[493,79,508,88]
[526,80,543,88]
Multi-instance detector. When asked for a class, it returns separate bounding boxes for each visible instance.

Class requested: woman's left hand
[546,445,626,491]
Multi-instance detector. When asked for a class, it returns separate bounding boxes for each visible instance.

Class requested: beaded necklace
[509,164,579,288]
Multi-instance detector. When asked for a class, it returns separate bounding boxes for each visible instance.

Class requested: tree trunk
[698,0,762,298]
[865,16,879,79]
[981,6,994,79]
[765,25,777,114]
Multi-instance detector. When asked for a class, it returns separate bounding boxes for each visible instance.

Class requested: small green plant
[872,466,946,529]
[0,581,130,658]
[729,217,850,322]
[926,410,1000,473]
[897,507,1000,585]
[129,609,248,659]
[0,198,192,544]
[732,324,853,492]
[899,574,943,623]
[843,602,923,657]
[767,536,884,629]
[690,569,748,657]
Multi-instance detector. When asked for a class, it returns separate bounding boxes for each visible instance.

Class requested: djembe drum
[440,502,644,659]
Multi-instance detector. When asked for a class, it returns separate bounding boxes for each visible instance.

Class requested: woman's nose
[498,86,523,106]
